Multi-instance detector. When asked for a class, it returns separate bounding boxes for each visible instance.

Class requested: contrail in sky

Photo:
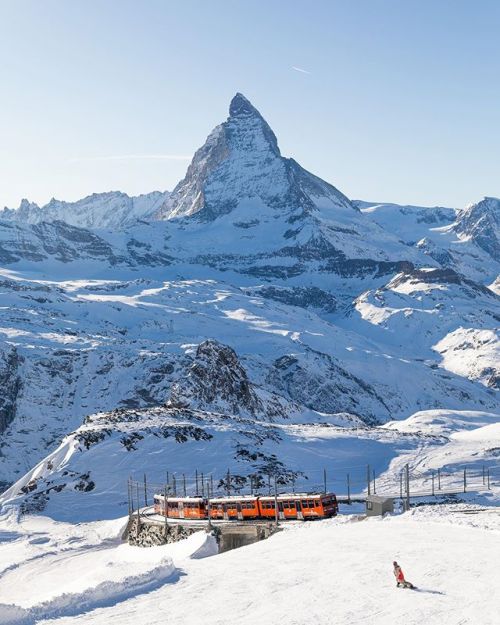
[291,66,311,75]
[69,154,191,163]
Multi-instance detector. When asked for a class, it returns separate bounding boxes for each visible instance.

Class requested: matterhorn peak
[229,92,261,118]
[161,93,354,222]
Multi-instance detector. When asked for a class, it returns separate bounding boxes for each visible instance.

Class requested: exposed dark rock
[0,346,22,434]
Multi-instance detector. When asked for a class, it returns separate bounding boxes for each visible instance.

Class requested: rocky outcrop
[453,197,500,261]
[269,351,388,425]
[0,346,22,434]
[127,518,201,547]
[168,340,264,416]
[245,285,337,313]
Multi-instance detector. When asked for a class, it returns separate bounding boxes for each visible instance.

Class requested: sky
[0,0,499,210]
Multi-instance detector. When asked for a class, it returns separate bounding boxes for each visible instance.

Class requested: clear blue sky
[1,0,499,209]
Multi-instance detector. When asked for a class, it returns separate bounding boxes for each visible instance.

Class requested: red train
[153,492,338,521]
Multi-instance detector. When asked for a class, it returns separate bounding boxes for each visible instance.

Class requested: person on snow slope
[393,561,415,589]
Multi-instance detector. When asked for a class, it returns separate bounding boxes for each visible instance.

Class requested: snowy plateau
[0,93,499,625]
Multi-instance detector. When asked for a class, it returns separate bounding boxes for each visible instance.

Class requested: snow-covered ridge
[0,190,170,230]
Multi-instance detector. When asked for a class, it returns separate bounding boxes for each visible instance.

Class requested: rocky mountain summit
[162,93,354,221]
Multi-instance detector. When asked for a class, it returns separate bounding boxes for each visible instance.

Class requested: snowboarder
[393,561,415,589]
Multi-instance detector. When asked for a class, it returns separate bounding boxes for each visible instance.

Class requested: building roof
[366,495,394,503]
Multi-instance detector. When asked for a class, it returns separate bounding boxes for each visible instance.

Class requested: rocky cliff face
[0,346,22,435]
[453,197,500,262]
[168,340,266,416]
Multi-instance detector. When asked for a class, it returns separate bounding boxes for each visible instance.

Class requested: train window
[283,502,289,509]
[289,501,296,508]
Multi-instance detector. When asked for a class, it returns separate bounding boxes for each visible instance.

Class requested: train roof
[153,495,205,502]
[259,492,335,500]
[209,492,336,502]
[209,495,259,503]
[153,492,336,502]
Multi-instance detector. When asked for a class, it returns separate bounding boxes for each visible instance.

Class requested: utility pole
[210,475,214,498]
[323,468,327,494]
[201,472,205,497]
[438,468,441,490]
[367,464,371,496]
[173,475,177,496]
[143,474,147,507]
[372,469,376,494]
[405,464,410,512]
[347,474,351,504]
[274,475,279,527]
[399,471,403,499]
[164,484,168,535]
[195,470,199,496]
[432,470,435,496]
[463,468,467,493]
[136,482,140,539]
[183,473,187,497]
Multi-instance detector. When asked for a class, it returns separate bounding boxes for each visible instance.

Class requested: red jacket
[395,566,405,582]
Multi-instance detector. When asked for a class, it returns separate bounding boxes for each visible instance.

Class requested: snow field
[0,513,217,624]
[10,506,497,625]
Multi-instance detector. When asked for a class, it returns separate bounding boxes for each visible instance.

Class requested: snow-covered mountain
[162,92,354,221]
[358,198,500,283]
[0,93,498,519]
[0,191,170,230]
[453,196,500,262]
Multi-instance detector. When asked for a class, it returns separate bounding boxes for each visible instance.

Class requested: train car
[258,493,338,520]
[153,495,207,520]
[209,496,260,521]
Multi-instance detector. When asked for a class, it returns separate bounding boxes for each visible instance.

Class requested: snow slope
[0,512,216,624]
[1,506,499,625]
[1,404,498,521]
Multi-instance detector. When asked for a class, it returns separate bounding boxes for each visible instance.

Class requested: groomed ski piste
[0,503,499,625]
